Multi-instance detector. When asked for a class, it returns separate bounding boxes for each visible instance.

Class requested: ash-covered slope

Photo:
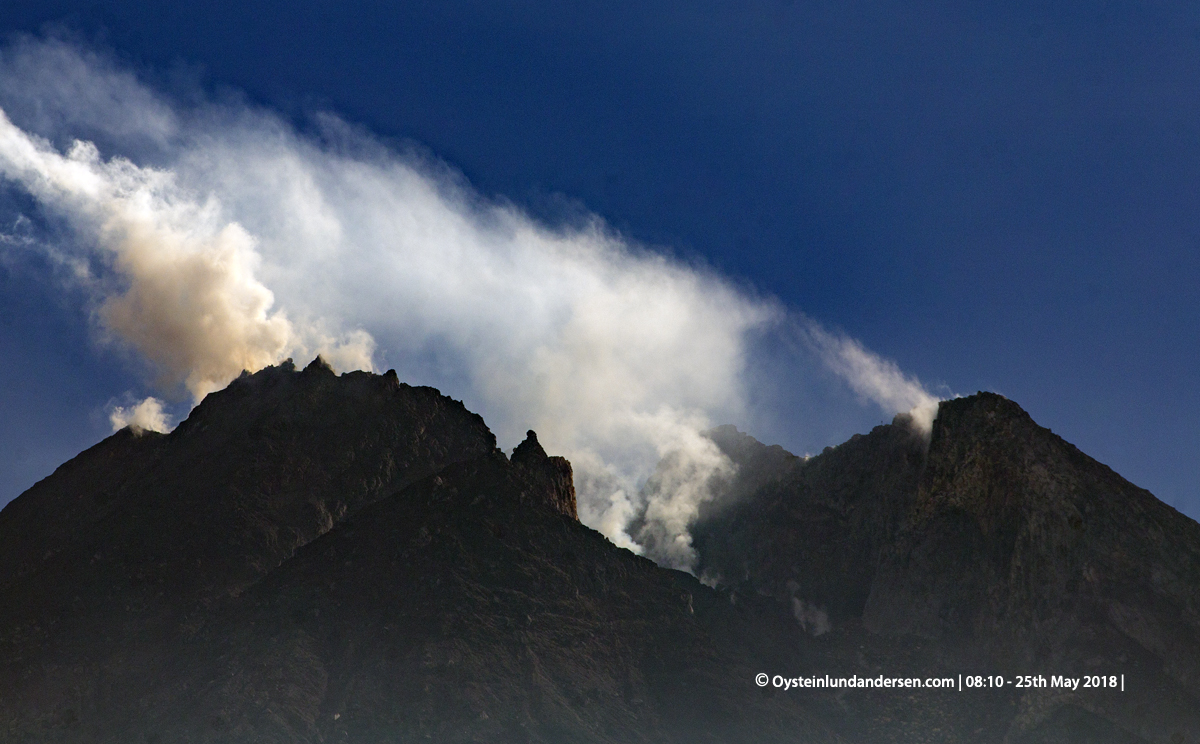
[696,393,1200,743]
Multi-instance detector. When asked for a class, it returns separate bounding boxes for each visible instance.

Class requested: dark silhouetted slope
[0,365,843,744]
[693,420,926,622]
[865,393,1200,742]
[3,375,1199,743]
[126,439,839,743]
[697,393,1200,742]
[0,359,497,741]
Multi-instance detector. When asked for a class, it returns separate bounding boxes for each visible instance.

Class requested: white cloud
[0,38,944,568]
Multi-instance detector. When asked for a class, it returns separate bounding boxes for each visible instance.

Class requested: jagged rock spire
[511,430,577,520]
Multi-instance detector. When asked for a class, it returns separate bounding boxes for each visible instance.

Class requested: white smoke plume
[0,37,945,569]
[109,397,170,435]
[633,421,736,570]
[0,107,375,403]
[799,321,941,438]
[785,579,831,636]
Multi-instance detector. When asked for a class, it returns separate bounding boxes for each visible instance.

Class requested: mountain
[119,438,844,744]
[1,365,1198,743]
[696,394,1200,743]
[0,359,499,741]
[0,362,838,743]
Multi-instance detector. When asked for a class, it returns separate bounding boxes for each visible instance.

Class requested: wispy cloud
[0,37,944,568]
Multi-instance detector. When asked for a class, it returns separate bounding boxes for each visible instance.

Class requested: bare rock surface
[699,393,1200,742]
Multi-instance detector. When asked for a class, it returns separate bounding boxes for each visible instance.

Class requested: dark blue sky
[3,0,1200,518]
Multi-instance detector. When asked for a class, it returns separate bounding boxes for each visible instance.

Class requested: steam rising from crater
[0,37,943,569]
[108,396,170,435]
[801,323,941,439]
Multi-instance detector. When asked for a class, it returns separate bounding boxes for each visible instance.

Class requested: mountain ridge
[2,368,1198,742]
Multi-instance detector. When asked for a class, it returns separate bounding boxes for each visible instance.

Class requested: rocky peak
[511,429,548,463]
[0,361,504,735]
[300,354,336,377]
[510,430,578,520]
[865,392,1103,638]
[911,393,1057,539]
[865,393,1200,720]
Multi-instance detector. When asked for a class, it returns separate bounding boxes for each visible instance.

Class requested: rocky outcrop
[699,393,1200,742]
[510,429,578,519]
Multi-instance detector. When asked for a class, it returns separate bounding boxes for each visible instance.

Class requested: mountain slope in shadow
[0,364,838,743]
[2,366,1199,743]
[695,393,1200,743]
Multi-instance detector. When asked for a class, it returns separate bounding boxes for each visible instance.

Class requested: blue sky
[2,1,1199,530]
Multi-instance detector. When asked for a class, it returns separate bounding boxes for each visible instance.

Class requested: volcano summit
[1,363,1197,743]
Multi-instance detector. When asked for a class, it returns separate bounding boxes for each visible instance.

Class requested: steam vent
[2,366,1198,742]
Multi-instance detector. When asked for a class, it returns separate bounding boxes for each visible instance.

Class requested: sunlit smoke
[0,108,375,402]
[799,321,941,438]
[109,396,170,434]
[0,37,946,568]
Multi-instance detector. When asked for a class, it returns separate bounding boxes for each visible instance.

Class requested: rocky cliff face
[509,429,578,519]
[700,393,1200,743]
[865,393,1200,742]
[2,373,1198,743]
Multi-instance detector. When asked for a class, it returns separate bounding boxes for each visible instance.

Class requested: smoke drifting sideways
[799,324,940,440]
[0,105,375,401]
[0,38,944,571]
